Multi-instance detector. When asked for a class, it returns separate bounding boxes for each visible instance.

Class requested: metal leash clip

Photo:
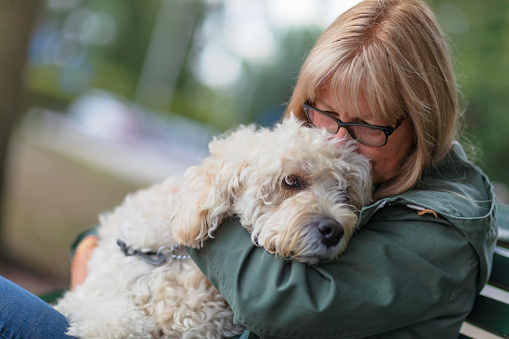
[117,239,190,266]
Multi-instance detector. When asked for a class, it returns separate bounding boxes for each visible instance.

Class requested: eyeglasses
[303,102,406,147]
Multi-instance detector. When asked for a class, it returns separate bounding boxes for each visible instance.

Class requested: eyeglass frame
[302,102,406,147]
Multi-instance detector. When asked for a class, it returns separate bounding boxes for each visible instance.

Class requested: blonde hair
[285,0,463,200]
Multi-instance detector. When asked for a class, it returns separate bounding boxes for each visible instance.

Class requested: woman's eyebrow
[316,99,376,122]
[315,100,336,112]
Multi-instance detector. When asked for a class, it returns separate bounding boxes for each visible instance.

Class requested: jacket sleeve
[187,205,479,338]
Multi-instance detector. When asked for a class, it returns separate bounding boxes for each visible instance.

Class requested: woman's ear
[345,156,373,210]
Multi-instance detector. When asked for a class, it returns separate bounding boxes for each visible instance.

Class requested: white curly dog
[55,116,372,338]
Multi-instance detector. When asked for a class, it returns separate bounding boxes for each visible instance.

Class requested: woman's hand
[70,235,98,291]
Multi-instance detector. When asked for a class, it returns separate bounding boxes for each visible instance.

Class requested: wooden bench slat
[498,204,509,249]
[497,204,509,231]
[460,322,507,339]
[464,295,509,337]
[490,248,509,291]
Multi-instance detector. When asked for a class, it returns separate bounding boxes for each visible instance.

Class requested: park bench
[41,205,509,338]
[459,203,509,339]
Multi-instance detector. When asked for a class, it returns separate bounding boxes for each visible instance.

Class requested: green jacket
[188,143,498,338]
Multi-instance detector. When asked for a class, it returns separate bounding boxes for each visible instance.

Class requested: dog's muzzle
[315,218,344,247]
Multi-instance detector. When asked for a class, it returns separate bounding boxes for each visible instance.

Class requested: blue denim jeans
[0,276,74,339]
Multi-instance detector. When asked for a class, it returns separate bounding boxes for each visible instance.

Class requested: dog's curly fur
[55,116,372,338]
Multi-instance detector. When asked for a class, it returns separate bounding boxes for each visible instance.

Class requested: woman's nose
[333,127,351,142]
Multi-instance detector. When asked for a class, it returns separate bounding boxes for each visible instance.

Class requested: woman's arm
[187,207,479,338]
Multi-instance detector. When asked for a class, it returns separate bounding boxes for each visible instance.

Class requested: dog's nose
[316,218,344,247]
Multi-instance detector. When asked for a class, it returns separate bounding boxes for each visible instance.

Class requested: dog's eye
[283,175,300,188]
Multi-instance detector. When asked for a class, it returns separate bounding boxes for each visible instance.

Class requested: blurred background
[0,0,507,294]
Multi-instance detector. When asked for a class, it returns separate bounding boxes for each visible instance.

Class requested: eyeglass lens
[305,106,387,147]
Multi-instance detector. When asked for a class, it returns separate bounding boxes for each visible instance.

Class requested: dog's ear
[171,163,225,248]
[344,155,373,210]
[172,126,255,248]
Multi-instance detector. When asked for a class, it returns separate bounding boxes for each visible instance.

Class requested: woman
[185,0,497,337]
[1,0,497,338]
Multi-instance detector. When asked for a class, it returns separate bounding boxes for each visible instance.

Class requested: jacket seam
[445,251,477,314]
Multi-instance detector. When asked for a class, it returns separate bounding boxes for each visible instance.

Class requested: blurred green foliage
[27,0,158,105]
[427,0,509,186]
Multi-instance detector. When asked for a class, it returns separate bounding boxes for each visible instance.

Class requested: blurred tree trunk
[0,0,41,255]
